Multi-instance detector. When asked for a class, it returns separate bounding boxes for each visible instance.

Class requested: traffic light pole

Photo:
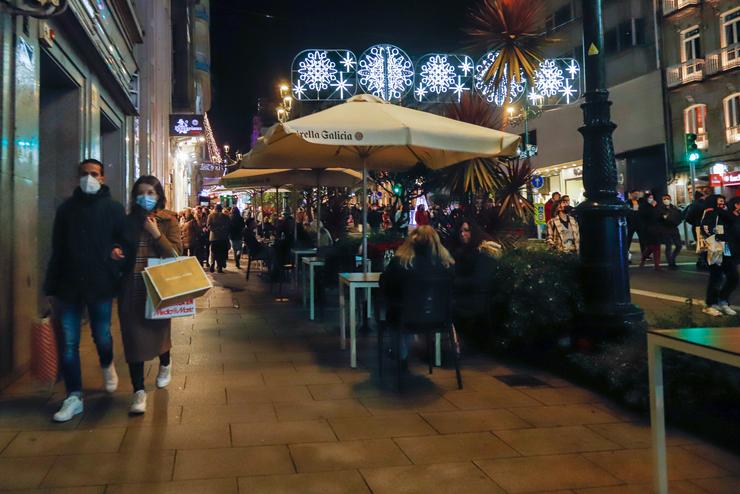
[575,0,644,336]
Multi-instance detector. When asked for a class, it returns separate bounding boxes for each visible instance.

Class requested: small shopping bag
[30,317,59,383]
[144,257,201,319]
[143,256,211,309]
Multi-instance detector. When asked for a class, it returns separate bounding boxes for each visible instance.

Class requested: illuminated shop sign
[170,115,204,136]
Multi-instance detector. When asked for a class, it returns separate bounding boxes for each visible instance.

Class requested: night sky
[209,0,478,153]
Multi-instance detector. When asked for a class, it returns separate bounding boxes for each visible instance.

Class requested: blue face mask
[136,194,158,212]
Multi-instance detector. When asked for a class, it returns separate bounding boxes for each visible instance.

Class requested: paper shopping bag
[143,256,211,309]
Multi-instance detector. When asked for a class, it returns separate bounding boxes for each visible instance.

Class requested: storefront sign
[170,115,204,136]
[722,172,740,187]
[710,174,724,187]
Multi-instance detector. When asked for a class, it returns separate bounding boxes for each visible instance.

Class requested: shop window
[684,104,709,149]
[725,93,740,145]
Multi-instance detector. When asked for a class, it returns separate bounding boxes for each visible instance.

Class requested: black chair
[245,241,269,280]
[377,273,463,390]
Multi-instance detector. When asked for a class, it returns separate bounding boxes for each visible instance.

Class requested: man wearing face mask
[658,194,684,270]
[44,158,127,422]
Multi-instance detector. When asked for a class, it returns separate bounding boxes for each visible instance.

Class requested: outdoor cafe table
[291,247,318,282]
[648,327,740,493]
[339,272,380,368]
[302,256,325,321]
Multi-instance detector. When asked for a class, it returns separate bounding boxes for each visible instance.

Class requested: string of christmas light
[203,112,222,163]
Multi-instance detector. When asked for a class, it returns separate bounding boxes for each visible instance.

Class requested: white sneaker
[718,303,737,316]
[156,364,172,389]
[129,390,147,415]
[102,363,118,393]
[53,395,83,422]
[703,305,723,317]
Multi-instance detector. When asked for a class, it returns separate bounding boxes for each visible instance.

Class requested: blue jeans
[57,299,114,394]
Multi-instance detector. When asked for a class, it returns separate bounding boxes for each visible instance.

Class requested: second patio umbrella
[241,94,521,271]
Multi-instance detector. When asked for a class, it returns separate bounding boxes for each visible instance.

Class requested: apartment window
[546,3,573,31]
[684,104,709,148]
[722,8,740,47]
[725,93,740,144]
[681,26,702,62]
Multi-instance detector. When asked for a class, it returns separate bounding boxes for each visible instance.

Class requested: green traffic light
[689,151,700,163]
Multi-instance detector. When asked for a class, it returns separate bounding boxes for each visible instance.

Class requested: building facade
[514,0,668,205]
[660,0,739,200]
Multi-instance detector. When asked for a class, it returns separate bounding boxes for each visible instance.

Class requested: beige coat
[118,210,182,363]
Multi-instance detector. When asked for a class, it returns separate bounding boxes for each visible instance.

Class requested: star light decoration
[358,44,414,101]
[532,58,581,105]
[291,49,357,101]
[414,54,475,103]
[474,51,526,106]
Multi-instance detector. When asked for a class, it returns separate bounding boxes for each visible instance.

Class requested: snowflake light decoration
[358,44,413,101]
[420,55,456,94]
[292,49,357,100]
[414,54,475,103]
[534,59,565,98]
[474,51,525,106]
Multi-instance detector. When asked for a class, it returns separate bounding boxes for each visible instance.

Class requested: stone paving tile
[263,371,343,386]
[119,424,230,450]
[361,462,505,494]
[77,398,182,429]
[495,425,621,456]
[43,451,176,487]
[360,395,456,415]
[0,487,104,494]
[290,438,411,472]
[179,403,276,425]
[509,404,621,427]
[173,445,294,480]
[0,456,57,490]
[274,398,371,421]
[227,384,313,404]
[328,414,436,440]
[681,443,740,475]
[161,387,227,406]
[104,478,239,494]
[574,481,708,493]
[421,409,531,434]
[2,428,126,456]
[0,397,80,432]
[231,419,336,446]
[582,447,730,483]
[185,371,264,389]
[475,454,621,493]
[238,470,371,493]
[0,431,17,452]
[521,387,603,406]
[395,432,519,464]
[586,421,696,449]
[307,382,384,400]
[689,476,740,493]
[442,390,541,410]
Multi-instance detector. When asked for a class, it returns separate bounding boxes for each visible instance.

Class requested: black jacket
[639,202,662,245]
[44,185,127,303]
[657,205,683,236]
[229,214,245,240]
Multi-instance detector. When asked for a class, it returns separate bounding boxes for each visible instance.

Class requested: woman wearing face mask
[119,176,182,414]
[638,193,662,270]
[700,195,738,317]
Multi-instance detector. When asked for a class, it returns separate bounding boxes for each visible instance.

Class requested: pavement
[1,261,740,493]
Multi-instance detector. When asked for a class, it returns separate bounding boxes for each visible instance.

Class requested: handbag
[30,316,59,383]
[142,254,211,310]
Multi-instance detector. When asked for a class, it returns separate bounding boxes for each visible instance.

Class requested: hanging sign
[531,175,545,189]
[710,174,724,187]
[170,115,204,136]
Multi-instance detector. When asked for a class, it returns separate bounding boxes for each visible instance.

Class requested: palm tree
[467,0,548,102]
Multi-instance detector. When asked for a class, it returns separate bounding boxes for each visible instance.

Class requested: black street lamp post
[576,0,644,334]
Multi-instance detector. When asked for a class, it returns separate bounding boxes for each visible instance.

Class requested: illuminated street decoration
[414,54,475,103]
[290,46,580,107]
[358,44,413,101]
[474,51,526,106]
[291,49,357,100]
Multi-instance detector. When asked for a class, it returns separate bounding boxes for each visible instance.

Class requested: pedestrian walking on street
[119,176,182,414]
[229,207,245,269]
[626,190,643,262]
[658,194,683,270]
[544,191,560,223]
[546,200,580,254]
[207,204,230,273]
[639,194,662,270]
[700,195,738,317]
[45,159,127,422]
[686,187,712,270]
[180,210,200,257]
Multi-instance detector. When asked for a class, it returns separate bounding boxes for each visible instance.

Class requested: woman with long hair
[119,175,182,414]
[379,226,455,365]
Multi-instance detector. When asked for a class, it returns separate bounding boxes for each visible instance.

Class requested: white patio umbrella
[221,168,362,246]
[240,94,521,271]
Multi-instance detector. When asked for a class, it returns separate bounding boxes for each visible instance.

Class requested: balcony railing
[663,0,700,16]
[666,59,705,87]
[727,126,740,145]
[706,44,740,75]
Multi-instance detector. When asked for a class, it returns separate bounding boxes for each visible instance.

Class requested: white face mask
[663,199,671,206]
[80,175,101,195]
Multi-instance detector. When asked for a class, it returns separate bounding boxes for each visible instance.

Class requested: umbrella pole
[316,174,321,249]
[362,158,368,273]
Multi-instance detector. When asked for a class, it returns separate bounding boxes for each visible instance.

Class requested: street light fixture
[283,95,293,111]
[279,84,289,99]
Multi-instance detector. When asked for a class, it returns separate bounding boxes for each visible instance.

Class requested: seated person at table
[379,226,455,365]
